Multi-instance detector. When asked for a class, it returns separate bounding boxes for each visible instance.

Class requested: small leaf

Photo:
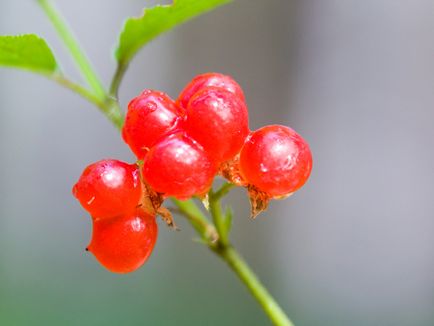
[115,0,231,65]
[0,34,59,75]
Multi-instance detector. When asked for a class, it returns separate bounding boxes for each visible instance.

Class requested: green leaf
[115,0,231,65]
[0,34,59,75]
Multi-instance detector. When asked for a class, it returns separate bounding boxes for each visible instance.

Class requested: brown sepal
[138,181,177,229]
[219,154,246,186]
[157,206,178,230]
[247,185,271,218]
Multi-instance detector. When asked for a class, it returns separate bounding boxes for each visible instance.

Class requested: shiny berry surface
[142,132,216,199]
[177,72,245,109]
[72,159,141,219]
[185,87,249,163]
[240,125,312,197]
[122,90,184,158]
[87,209,158,274]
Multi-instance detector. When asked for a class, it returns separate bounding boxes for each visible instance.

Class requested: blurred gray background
[1,0,434,325]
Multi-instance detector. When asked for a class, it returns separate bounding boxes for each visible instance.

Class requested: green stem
[109,62,128,97]
[214,245,294,326]
[53,74,105,108]
[53,73,123,130]
[213,182,235,201]
[37,0,106,100]
[37,0,124,130]
[209,191,227,244]
[208,194,294,326]
[171,198,218,242]
[101,99,124,131]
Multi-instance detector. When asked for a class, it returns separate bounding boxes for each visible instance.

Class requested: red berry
[177,72,245,110]
[239,125,312,197]
[87,209,158,273]
[184,87,249,163]
[122,90,184,158]
[72,159,141,219]
[142,132,216,199]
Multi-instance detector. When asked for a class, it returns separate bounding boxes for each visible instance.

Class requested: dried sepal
[219,154,246,186]
[247,185,271,218]
[138,180,177,229]
[157,206,178,230]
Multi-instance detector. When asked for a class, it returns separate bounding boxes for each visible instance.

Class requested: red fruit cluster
[73,72,313,273]
[122,73,250,199]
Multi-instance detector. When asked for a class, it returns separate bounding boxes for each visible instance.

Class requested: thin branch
[52,74,123,130]
[213,182,235,201]
[208,191,227,245]
[37,0,124,130]
[214,245,294,326]
[109,62,128,98]
[171,198,218,242]
[37,0,107,100]
[174,189,295,326]
[52,74,105,108]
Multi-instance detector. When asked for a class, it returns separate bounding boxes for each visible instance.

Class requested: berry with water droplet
[239,125,312,197]
[122,90,184,158]
[87,209,158,273]
[72,159,141,219]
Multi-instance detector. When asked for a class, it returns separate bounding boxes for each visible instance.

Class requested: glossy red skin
[122,90,184,159]
[185,87,249,163]
[72,159,141,219]
[88,209,158,273]
[240,125,312,197]
[177,72,245,110]
[142,132,217,199]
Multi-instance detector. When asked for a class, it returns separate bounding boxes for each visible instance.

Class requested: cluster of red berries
[73,73,313,274]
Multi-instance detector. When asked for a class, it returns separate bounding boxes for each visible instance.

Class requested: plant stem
[98,97,124,131]
[173,190,294,325]
[53,74,105,108]
[213,182,235,201]
[174,196,294,326]
[53,74,123,130]
[37,0,124,130]
[37,0,106,100]
[214,245,294,326]
[109,62,128,98]
[171,198,218,242]
[207,193,294,326]
[209,191,227,244]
